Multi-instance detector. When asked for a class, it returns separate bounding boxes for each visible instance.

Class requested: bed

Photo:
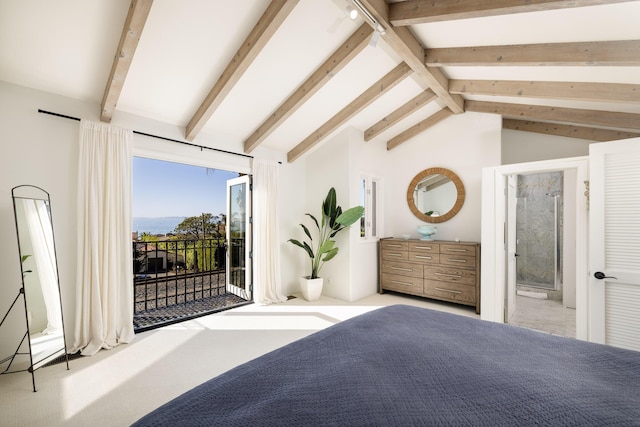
[132,305,640,426]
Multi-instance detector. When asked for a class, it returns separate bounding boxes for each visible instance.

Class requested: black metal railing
[133,238,229,312]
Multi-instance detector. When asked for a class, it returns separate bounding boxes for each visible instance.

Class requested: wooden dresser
[379,238,480,314]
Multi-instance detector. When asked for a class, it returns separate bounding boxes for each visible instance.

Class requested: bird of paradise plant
[289,187,364,279]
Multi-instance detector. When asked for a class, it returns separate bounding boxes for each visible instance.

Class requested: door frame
[226,175,252,300]
[505,174,517,322]
[481,156,589,340]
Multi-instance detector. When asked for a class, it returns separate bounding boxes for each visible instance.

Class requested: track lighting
[351,0,386,35]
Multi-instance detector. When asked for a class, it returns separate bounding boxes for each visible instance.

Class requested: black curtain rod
[37,108,255,160]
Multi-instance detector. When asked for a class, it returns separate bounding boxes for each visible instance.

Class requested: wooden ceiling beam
[244,23,373,153]
[287,62,413,162]
[503,118,640,141]
[355,0,464,114]
[426,40,640,66]
[466,100,640,131]
[387,107,453,150]
[365,89,437,141]
[185,0,298,142]
[389,0,636,26]
[101,0,153,123]
[450,80,640,103]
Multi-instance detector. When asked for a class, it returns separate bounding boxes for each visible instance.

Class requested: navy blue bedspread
[132,305,640,426]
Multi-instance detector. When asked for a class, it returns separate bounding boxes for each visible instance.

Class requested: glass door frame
[226,175,252,300]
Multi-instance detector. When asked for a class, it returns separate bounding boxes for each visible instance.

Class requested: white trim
[481,156,589,340]
[359,173,383,241]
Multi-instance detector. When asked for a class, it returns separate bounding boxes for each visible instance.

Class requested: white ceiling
[1,0,639,158]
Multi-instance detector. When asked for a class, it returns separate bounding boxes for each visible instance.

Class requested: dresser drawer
[381,273,423,295]
[378,239,480,314]
[424,265,476,286]
[440,243,477,257]
[408,241,439,254]
[439,253,476,267]
[381,249,408,261]
[380,240,409,251]
[423,279,477,304]
[381,260,423,278]
[409,252,440,264]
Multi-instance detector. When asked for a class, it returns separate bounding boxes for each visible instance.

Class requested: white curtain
[22,199,63,334]
[252,159,287,305]
[72,120,134,356]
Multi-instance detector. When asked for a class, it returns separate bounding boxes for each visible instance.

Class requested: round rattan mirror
[407,167,465,223]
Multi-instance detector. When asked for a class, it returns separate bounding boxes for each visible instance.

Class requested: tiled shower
[515,171,563,301]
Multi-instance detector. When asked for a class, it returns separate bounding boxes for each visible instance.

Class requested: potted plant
[289,187,364,300]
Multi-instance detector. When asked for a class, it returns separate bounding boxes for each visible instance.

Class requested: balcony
[133,238,249,331]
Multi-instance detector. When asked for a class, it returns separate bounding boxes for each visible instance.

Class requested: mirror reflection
[11,185,68,386]
[407,168,465,223]
[413,174,456,218]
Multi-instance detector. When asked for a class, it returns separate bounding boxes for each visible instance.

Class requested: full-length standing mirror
[2,185,69,391]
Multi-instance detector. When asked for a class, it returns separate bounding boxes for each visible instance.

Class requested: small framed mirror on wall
[407,167,465,223]
[0,185,69,391]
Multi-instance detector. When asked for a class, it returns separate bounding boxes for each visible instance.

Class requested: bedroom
[1,1,639,425]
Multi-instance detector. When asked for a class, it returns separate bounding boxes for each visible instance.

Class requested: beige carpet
[0,293,477,427]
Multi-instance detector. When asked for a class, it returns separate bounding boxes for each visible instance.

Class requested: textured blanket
[133,304,640,426]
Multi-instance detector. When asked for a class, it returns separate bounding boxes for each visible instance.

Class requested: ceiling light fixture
[351,0,386,35]
[346,4,358,20]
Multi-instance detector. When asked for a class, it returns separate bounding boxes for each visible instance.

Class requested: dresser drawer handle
[386,244,403,248]
[434,272,462,279]
[448,258,468,263]
[391,280,413,287]
[415,245,432,250]
[435,287,462,294]
[414,255,432,260]
[387,253,403,257]
[447,248,469,252]
[391,266,413,272]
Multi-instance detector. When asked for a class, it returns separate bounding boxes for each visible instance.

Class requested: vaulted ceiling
[1,0,639,162]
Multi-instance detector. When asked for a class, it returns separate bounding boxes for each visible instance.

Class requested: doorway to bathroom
[505,170,577,338]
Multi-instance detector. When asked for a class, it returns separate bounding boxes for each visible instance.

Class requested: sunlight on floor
[59,298,383,419]
[0,293,479,426]
[165,303,388,331]
[61,329,197,420]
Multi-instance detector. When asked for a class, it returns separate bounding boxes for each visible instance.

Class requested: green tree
[174,213,225,239]
[139,232,159,242]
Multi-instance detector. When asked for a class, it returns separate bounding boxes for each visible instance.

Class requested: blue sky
[132,157,238,218]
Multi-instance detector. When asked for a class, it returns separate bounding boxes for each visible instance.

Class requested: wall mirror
[2,185,69,391]
[407,167,465,223]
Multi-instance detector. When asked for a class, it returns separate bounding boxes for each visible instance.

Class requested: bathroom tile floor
[508,295,576,339]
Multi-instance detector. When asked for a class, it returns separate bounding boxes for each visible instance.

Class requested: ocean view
[133,216,186,235]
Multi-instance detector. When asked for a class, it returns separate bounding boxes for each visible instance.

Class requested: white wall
[348,127,391,301]
[0,82,82,354]
[297,130,351,301]
[387,112,502,243]
[502,129,594,164]
[290,126,392,302]
[0,81,304,354]
[295,112,502,302]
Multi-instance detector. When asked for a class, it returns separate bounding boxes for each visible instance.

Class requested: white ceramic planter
[300,277,323,301]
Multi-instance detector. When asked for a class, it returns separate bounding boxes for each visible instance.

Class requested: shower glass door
[515,172,563,290]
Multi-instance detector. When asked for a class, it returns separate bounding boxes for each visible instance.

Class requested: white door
[226,175,252,300]
[505,174,517,322]
[589,138,640,351]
